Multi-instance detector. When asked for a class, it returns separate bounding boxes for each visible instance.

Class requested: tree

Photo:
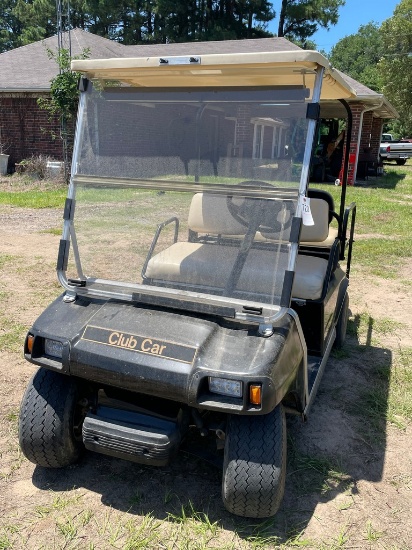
[155,0,274,42]
[329,23,384,92]
[0,0,23,52]
[277,0,345,42]
[378,0,412,137]
[14,0,56,44]
[37,47,90,178]
[0,0,346,50]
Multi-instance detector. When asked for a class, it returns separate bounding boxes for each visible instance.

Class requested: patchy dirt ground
[0,202,411,549]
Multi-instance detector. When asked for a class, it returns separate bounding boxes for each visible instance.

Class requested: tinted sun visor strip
[56,239,70,271]
[100,86,311,103]
[280,270,295,308]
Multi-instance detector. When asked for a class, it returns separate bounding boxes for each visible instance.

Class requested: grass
[358,347,412,431]
[364,521,383,543]
[0,188,67,208]
[0,532,12,550]
[0,318,28,353]
[317,166,412,278]
[0,255,15,269]
[345,310,412,432]
[288,450,353,498]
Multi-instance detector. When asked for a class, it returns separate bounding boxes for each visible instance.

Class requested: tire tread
[19,368,83,468]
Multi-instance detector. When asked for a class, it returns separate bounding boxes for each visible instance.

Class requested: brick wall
[371,117,384,161]
[347,102,364,185]
[0,93,64,169]
[360,111,373,152]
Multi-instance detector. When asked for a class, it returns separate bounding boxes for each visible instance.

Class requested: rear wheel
[222,405,286,518]
[334,293,349,349]
[19,368,85,468]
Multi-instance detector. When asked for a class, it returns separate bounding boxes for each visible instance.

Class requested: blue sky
[268,0,400,54]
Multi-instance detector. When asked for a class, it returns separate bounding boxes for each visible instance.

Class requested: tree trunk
[277,0,288,37]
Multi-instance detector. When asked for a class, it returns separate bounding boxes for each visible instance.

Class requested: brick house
[0,29,397,183]
[0,30,125,168]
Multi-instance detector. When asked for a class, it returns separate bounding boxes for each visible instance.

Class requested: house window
[272,126,283,158]
[253,124,264,159]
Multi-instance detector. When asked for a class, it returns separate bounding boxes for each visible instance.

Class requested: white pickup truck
[380,133,412,165]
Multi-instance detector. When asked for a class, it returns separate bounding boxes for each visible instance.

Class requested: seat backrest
[308,188,335,223]
[188,192,330,244]
[300,198,330,243]
[188,193,248,235]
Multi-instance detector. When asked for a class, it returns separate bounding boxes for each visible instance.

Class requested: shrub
[19,155,52,179]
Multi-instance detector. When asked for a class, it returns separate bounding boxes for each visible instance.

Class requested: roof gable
[0,29,125,92]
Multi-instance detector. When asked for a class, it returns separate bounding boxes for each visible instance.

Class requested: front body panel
[26,295,304,415]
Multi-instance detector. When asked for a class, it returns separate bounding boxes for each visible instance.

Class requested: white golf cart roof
[72,50,356,100]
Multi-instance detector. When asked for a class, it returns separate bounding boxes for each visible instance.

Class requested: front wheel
[222,405,287,518]
[19,368,85,468]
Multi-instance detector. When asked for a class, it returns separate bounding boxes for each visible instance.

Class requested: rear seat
[300,189,339,247]
[144,193,334,301]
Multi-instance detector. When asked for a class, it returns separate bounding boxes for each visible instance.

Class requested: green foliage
[36,46,89,176]
[37,47,89,122]
[0,0,350,51]
[329,22,384,91]
[277,0,345,42]
[0,0,23,52]
[378,0,412,138]
[0,188,67,208]
[14,0,56,45]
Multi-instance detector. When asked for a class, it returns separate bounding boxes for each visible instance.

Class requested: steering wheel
[226,180,293,235]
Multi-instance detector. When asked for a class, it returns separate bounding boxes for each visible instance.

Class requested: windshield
[64,83,314,320]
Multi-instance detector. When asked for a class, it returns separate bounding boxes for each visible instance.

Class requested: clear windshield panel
[68,84,311,315]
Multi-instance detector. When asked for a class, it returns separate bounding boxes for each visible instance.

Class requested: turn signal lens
[249,384,262,406]
[27,334,35,354]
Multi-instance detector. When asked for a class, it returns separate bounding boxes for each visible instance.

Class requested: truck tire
[334,293,349,349]
[19,368,84,468]
[396,159,407,165]
[222,405,286,518]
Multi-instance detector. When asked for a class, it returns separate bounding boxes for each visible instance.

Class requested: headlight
[209,377,242,398]
[44,339,63,359]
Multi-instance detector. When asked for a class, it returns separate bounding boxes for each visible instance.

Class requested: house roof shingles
[0,29,125,91]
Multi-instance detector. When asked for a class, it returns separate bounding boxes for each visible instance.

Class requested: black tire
[396,159,407,166]
[334,293,349,349]
[222,405,286,518]
[19,368,85,468]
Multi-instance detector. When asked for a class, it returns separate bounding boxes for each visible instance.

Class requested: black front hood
[28,294,303,413]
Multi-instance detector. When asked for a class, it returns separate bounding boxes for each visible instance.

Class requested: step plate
[82,410,180,466]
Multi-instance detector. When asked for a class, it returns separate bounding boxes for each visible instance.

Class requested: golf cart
[18,50,356,518]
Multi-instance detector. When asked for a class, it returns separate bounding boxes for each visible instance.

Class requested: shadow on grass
[30,312,392,545]
[355,164,407,190]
